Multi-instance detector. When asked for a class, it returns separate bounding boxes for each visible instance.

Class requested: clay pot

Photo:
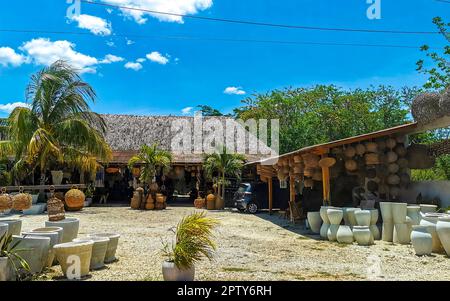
[393,223,410,245]
[355,210,371,226]
[436,216,450,256]
[420,204,437,214]
[156,194,165,204]
[194,198,205,209]
[73,237,109,270]
[411,225,433,256]
[320,223,330,240]
[54,240,94,278]
[407,206,421,226]
[382,222,394,242]
[145,202,155,210]
[0,219,22,237]
[23,231,60,268]
[162,261,195,281]
[12,235,50,274]
[369,209,379,225]
[45,217,80,243]
[391,203,407,224]
[206,197,215,210]
[320,206,331,224]
[353,226,372,246]
[370,225,381,240]
[327,224,340,242]
[346,208,361,227]
[307,212,322,234]
[215,195,224,210]
[327,208,343,225]
[345,160,358,171]
[420,213,445,253]
[0,223,7,250]
[336,225,354,244]
[64,186,85,211]
[88,233,120,263]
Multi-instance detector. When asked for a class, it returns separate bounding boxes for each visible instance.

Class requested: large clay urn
[420,213,445,253]
[411,225,433,256]
[307,212,322,234]
[355,210,371,227]
[353,226,372,246]
[436,215,450,256]
[336,225,354,244]
[213,194,224,210]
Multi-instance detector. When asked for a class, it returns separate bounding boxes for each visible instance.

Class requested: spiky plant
[0,233,31,280]
[162,212,219,270]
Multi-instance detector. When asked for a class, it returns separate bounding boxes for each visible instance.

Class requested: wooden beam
[289,176,295,204]
[268,177,273,215]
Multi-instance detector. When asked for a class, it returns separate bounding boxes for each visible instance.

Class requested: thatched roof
[102,114,274,164]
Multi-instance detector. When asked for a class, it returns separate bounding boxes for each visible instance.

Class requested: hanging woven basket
[0,188,12,211]
[47,186,65,222]
[376,139,386,151]
[64,185,85,211]
[355,144,366,156]
[12,187,32,211]
[395,145,407,157]
[386,138,397,149]
[304,178,314,188]
[386,151,398,163]
[344,146,356,158]
[365,142,378,153]
[302,153,320,168]
[387,174,401,186]
[397,158,409,169]
[388,163,400,174]
[293,155,302,164]
[365,153,380,165]
[345,159,358,171]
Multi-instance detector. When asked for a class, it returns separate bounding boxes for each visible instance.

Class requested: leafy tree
[196,105,231,117]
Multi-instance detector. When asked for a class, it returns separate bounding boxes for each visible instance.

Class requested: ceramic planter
[45,217,80,243]
[22,231,59,268]
[162,261,195,281]
[353,226,372,246]
[369,209,379,225]
[84,198,93,207]
[420,204,437,214]
[320,223,330,240]
[23,203,46,215]
[436,216,450,256]
[31,194,39,204]
[411,225,433,256]
[54,240,94,278]
[355,210,371,226]
[391,203,407,224]
[346,208,361,227]
[370,225,381,240]
[420,213,445,253]
[88,233,120,263]
[327,208,343,225]
[336,225,353,244]
[0,219,22,237]
[29,227,64,265]
[0,223,8,247]
[407,206,421,226]
[327,224,339,242]
[0,257,14,281]
[51,170,63,185]
[307,212,322,234]
[393,223,410,245]
[11,235,50,274]
[73,237,109,270]
[379,202,393,223]
[382,222,394,242]
[320,206,331,224]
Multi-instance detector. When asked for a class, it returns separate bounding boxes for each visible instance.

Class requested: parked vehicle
[233,182,288,214]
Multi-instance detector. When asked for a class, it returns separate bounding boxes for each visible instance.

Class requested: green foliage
[196,105,228,116]
[128,143,172,185]
[85,183,95,198]
[234,85,414,154]
[416,17,450,90]
[0,233,31,280]
[162,212,219,270]
[411,155,450,181]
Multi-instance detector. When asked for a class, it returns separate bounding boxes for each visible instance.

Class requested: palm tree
[0,60,112,181]
[203,147,246,200]
[128,143,172,194]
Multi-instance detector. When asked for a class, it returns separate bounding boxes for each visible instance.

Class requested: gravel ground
[9,207,450,281]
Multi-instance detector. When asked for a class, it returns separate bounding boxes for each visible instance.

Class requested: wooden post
[289,176,295,204]
[268,177,273,215]
[318,154,335,207]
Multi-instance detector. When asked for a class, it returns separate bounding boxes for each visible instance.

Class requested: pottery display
[307,212,322,234]
[353,226,372,246]
[320,206,331,223]
[436,216,450,256]
[411,225,433,256]
[23,203,46,215]
[382,222,394,242]
[51,170,63,185]
[30,227,64,244]
[379,202,393,223]
[54,240,94,278]
[391,203,407,224]
[12,189,32,211]
[45,217,80,243]
[88,233,120,263]
[162,261,195,281]
[74,237,109,270]
[320,223,330,240]
[407,206,421,226]
[370,225,381,240]
[369,209,379,225]
[420,213,445,253]
[23,231,59,268]
[393,223,410,244]
[336,225,354,244]
[0,257,14,281]
[327,224,339,242]
[346,208,361,227]
[327,208,343,225]
[0,223,8,249]
[355,210,371,226]
[0,219,22,237]
[11,235,50,274]
[420,204,437,214]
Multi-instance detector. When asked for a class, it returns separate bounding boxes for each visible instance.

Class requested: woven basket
[345,159,358,171]
[344,146,356,158]
[64,186,85,211]
[395,145,407,157]
[387,174,401,185]
[293,155,302,164]
[47,187,65,221]
[376,139,386,151]
[304,178,314,188]
[302,153,320,168]
[293,165,303,174]
[12,188,32,211]
[156,193,166,204]
[388,163,400,174]
[365,153,380,165]
[0,188,12,211]
[386,151,398,163]
[396,135,406,144]
[365,142,378,153]
[386,138,397,149]
[312,170,322,181]
[304,167,315,177]
[355,144,366,156]
[397,158,409,169]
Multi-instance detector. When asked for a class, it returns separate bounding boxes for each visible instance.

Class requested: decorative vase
[45,217,80,243]
[369,209,379,225]
[353,226,372,246]
[336,225,353,244]
[162,261,195,281]
[320,223,330,240]
[194,198,205,209]
[346,208,361,228]
[73,237,109,270]
[320,206,331,224]
[88,233,120,263]
[11,235,50,274]
[355,210,371,226]
[407,206,421,226]
[411,225,433,256]
[370,225,381,240]
[382,222,394,242]
[436,216,450,256]
[214,195,224,210]
[51,170,63,185]
[54,240,94,278]
[327,224,339,242]
[393,223,410,245]
[23,231,59,268]
[420,213,444,253]
[379,202,393,223]
[206,197,215,210]
[420,204,437,214]
[64,186,85,211]
[327,208,343,225]
[307,212,322,234]
[391,202,407,224]
[0,219,22,237]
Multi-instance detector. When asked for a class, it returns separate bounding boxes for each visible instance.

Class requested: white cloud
[70,14,112,36]
[181,107,193,115]
[136,58,146,63]
[224,86,246,95]
[0,102,30,114]
[126,38,135,45]
[106,41,115,47]
[101,0,213,24]
[20,38,99,74]
[0,47,28,67]
[146,51,169,65]
[100,54,125,64]
[124,61,143,71]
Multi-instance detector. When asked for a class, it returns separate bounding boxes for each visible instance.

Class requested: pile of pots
[379,202,450,257]
[0,216,121,281]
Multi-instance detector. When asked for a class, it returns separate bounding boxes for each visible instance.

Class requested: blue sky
[0,0,448,118]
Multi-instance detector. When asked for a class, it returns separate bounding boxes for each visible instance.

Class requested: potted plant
[161,212,218,281]
[0,233,31,281]
[84,184,94,207]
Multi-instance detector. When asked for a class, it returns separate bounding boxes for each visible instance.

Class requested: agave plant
[162,212,219,270]
[0,233,31,280]
[0,60,112,180]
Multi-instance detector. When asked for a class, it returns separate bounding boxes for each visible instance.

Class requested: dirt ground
[11,206,450,281]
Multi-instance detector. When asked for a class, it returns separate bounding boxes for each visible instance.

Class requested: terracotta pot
[420,204,437,214]
[391,203,407,224]
[88,233,120,263]
[411,225,433,256]
[307,212,322,234]
[393,223,410,245]
[146,202,155,210]
[327,224,339,242]
[336,225,354,244]
[206,197,215,210]
[0,219,22,237]
[54,240,94,278]
[194,198,205,209]
[420,213,444,253]
[355,210,371,226]
[162,261,195,281]
[407,206,421,226]
[353,226,372,246]
[436,216,450,256]
[73,237,109,270]
[327,208,343,225]
[45,217,80,243]
[12,235,50,274]
[214,195,224,210]
[382,222,394,242]
[379,202,393,223]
